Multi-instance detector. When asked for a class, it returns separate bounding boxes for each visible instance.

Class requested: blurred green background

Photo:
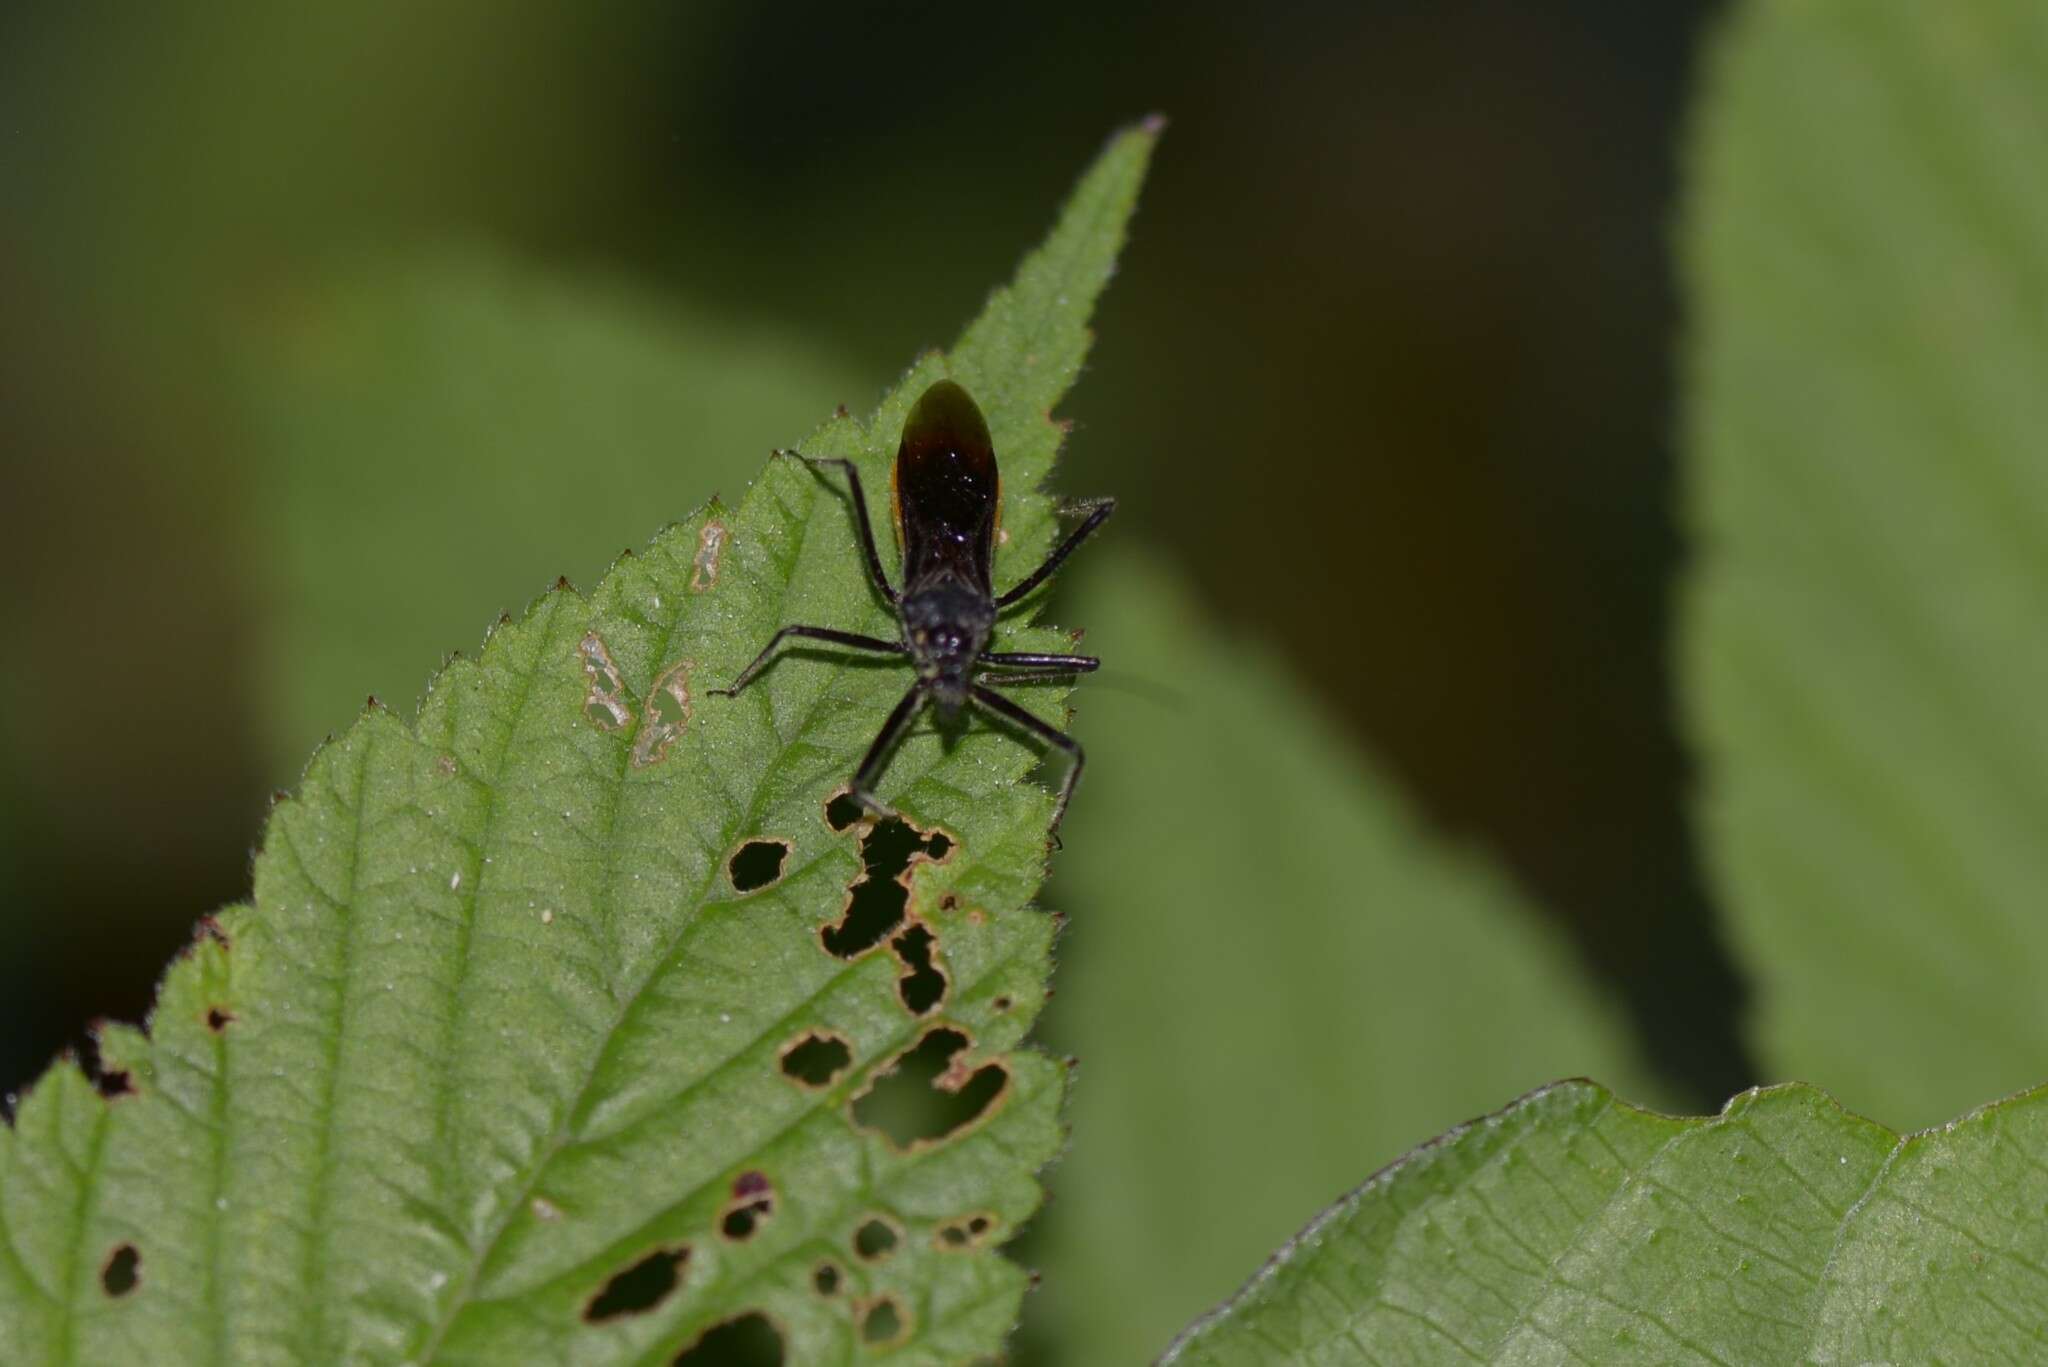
[3,0,1734,1354]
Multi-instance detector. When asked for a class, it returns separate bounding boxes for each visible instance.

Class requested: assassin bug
[713,379,1112,838]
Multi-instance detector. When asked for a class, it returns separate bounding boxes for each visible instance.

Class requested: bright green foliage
[241,249,862,772]
[0,121,1157,1365]
[1032,552,1656,1365]
[1682,0,2048,1127]
[1162,1079,2048,1363]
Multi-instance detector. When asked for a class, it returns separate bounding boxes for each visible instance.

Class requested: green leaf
[240,248,864,772]
[0,120,1158,1365]
[1161,1078,2048,1364]
[1681,1,2048,1127]
[1028,550,1658,1365]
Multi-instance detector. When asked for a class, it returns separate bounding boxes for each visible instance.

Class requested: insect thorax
[901,578,994,704]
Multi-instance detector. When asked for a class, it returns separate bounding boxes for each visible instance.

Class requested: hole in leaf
[851,1027,1008,1149]
[860,1297,907,1346]
[100,1244,140,1297]
[812,1261,842,1296]
[205,1008,234,1033]
[824,790,864,831]
[631,660,695,768]
[722,1200,771,1241]
[936,1211,996,1250]
[579,632,634,732]
[779,1032,852,1089]
[583,1245,689,1322]
[853,1216,899,1261]
[891,924,945,1015]
[820,816,950,959]
[672,1311,783,1365]
[728,839,790,893]
[94,1069,134,1100]
[925,831,953,861]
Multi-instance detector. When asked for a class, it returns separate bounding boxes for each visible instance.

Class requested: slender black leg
[851,682,929,816]
[993,498,1116,608]
[787,452,898,605]
[977,652,1100,674]
[969,683,1085,842]
[712,625,905,697]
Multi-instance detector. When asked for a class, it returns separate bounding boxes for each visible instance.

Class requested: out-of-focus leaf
[1029,549,1655,1366]
[1161,1078,2048,1364]
[1681,0,2048,1127]
[241,250,862,771]
[0,121,1158,1365]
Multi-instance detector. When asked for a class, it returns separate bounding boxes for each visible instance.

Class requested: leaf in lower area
[1161,1079,2048,1364]
[0,120,1158,1365]
[1029,549,1657,1364]
[1681,0,2048,1127]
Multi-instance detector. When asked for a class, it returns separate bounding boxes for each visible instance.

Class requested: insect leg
[850,682,929,817]
[993,498,1116,608]
[969,683,1085,841]
[786,452,899,605]
[976,651,1100,674]
[712,626,905,697]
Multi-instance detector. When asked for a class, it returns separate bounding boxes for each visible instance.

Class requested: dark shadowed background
[0,0,1739,1340]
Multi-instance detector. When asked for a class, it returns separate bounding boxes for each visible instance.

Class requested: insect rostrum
[714,380,1112,838]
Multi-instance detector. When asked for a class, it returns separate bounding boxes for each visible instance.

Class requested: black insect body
[714,380,1113,838]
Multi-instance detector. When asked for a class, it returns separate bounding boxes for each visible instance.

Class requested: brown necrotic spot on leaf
[579,632,634,732]
[891,923,946,1015]
[859,1297,908,1347]
[631,660,694,767]
[720,1171,774,1241]
[691,519,727,592]
[583,1245,690,1322]
[990,995,1012,1014]
[851,1027,1009,1150]
[100,1244,140,1296]
[811,1261,843,1296]
[852,1215,900,1261]
[778,1030,853,1089]
[727,838,790,893]
[205,1007,235,1033]
[94,1069,134,1100]
[820,816,954,960]
[672,1311,783,1365]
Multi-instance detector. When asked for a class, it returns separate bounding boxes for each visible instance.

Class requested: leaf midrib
[417,472,863,1360]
